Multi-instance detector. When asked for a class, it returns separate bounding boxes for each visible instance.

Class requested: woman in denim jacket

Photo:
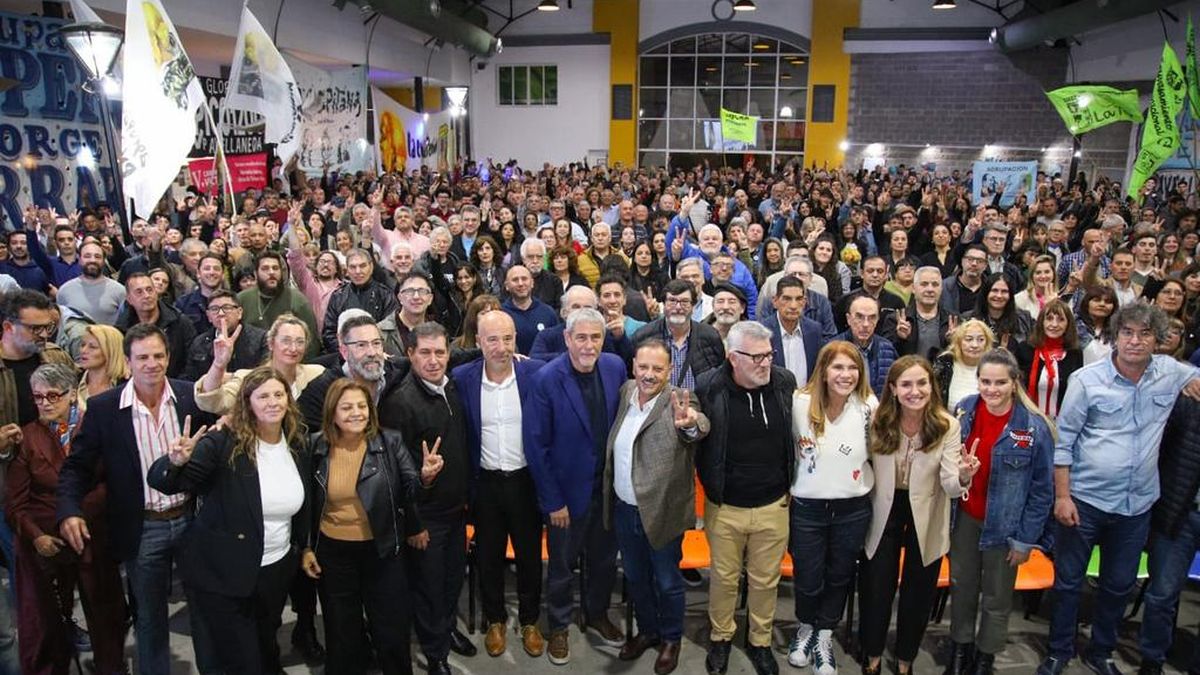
[946,349,1055,675]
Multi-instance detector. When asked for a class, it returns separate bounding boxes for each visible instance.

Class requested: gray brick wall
[845,49,1133,177]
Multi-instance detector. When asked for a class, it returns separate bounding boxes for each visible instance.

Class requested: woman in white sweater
[195,314,326,415]
[787,341,878,675]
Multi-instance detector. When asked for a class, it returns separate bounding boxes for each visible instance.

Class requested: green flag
[1129,42,1187,200]
[1188,16,1200,115]
[720,108,758,145]
[1045,85,1142,134]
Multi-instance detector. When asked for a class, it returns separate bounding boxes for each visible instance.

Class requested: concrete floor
[81,568,1200,674]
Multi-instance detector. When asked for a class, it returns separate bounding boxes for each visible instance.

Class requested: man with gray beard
[297,312,408,428]
[706,284,747,342]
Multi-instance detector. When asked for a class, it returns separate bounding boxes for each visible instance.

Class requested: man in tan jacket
[604,339,709,674]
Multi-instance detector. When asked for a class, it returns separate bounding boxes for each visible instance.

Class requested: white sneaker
[787,622,815,668]
[812,629,837,675]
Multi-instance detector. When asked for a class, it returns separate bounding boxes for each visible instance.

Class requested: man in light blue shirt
[1038,304,1200,675]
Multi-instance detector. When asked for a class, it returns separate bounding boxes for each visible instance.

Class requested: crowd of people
[0,159,1199,675]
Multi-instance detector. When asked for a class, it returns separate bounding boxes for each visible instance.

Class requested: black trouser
[474,468,543,626]
[407,509,468,661]
[190,549,297,675]
[288,571,317,626]
[316,535,413,675]
[858,491,942,663]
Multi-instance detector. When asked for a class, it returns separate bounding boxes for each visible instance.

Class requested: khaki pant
[704,495,789,646]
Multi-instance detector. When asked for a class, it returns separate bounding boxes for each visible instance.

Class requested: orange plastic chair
[694,475,706,520]
[505,529,550,561]
[781,552,794,579]
[1015,550,1055,591]
[680,529,711,570]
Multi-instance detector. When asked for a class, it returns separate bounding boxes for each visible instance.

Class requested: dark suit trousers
[545,489,618,633]
[407,510,467,661]
[14,535,127,675]
[474,468,543,626]
[190,549,296,675]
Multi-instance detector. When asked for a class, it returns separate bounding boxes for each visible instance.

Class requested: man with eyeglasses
[298,313,407,429]
[694,321,796,675]
[380,272,440,357]
[1038,304,1200,675]
[321,249,399,353]
[631,279,725,391]
[182,290,269,382]
[942,245,989,316]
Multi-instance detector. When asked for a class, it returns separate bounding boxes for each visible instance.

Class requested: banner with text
[1044,85,1143,135]
[187,152,268,195]
[285,56,369,176]
[0,10,117,226]
[372,88,454,175]
[1130,42,1187,200]
[972,160,1037,207]
[192,76,264,158]
[719,108,758,146]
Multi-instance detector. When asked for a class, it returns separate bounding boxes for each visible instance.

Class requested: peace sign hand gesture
[168,415,209,467]
[671,390,698,430]
[420,437,444,485]
[212,318,241,369]
[959,438,982,486]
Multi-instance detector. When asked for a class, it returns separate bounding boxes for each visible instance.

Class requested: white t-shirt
[257,438,305,567]
[947,359,979,411]
[790,392,877,499]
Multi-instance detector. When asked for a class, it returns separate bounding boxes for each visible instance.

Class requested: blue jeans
[613,499,685,641]
[124,515,219,675]
[1139,509,1200,667]
[1048,499,1151,660]
[545,492,618,633]
[789,495,871,630]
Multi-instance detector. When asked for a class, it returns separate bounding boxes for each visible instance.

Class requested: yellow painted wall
[382,85,445,112]
[594,0,638,167]
[805,0,859,168]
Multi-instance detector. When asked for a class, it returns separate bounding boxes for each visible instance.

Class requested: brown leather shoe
[547,629,569,665]
[655,641,681,674]
[484,622,506,657]
[521,624,545,657]
[586,614,625,646]
[619,633,662,661]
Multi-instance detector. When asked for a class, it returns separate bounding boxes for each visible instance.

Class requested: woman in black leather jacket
[301,378,443,675]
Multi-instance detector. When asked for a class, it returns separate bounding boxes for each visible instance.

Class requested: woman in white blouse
[787,342,878,674]
[858,356,978,675]
[933,319,996,411]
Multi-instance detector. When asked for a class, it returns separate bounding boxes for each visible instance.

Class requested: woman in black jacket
[148,366,310,675]
[1012,298,1083,421]
[301,378,443,675]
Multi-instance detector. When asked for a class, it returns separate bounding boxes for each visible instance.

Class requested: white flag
[223,5,303,166]
[119,0,203,222]
[67,0,102,23]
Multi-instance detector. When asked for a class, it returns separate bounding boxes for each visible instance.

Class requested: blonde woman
[195,314,326,415]
[858,356,976,675]
[933,319,996,410]
[1013,255,1060,319]
[74,324,128,411]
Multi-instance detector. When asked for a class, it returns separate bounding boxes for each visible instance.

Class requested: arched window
[638,32,809,170]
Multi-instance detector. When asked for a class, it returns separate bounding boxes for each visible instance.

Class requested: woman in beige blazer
[858,355,979,675]
[195,314,326,415]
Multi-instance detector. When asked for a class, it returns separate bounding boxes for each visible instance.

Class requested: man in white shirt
[450,311,547,659]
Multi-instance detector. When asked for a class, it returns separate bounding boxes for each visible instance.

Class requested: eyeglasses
[277,337,307,349]
[664,297,693,307]
[963,256,987,264]
[32,391,67,404]
[207,305,240,315]
[400,287,433,297]
[734,350,773,365]
[17,321,56,337]
[343,338,385,350]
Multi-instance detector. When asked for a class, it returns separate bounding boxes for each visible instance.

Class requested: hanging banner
[0,10,118,225]
[285,56,369,176]
[192,76,264,158]
[1044,85,1143,135]
[972,160,1037,208]
[1129,42,1187,200]
[222,5,303,166]
[188,153,268,195]
[372,87,454,174]
[720,108,758,145]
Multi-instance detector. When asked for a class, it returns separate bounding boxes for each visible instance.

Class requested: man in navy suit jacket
[760,276,825,387]
[452,311,548,656]
[57,324,219,675]
[525,308,627,664]
[529,286,634,366]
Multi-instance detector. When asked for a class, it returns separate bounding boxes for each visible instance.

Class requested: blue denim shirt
[954,396,1055,552]
[1055,354,1199,516]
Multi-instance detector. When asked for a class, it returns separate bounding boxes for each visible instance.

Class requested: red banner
[188,152,268,195]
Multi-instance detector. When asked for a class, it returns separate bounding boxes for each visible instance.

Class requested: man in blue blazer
[525,308,627,665]
[451,311,548,658]
[760,276,825,388]
[57,323,220,675]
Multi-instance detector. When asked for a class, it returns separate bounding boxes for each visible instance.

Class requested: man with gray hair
[321,248,399,352]
[1038,304,1200,675]
[694,321,796,675]
[527,308,628,664]
[665,206,759,318]
[373,204,430,260]
[530,285,633,364]
[881,265,952,361]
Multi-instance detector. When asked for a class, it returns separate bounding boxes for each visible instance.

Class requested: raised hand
[420,437,444,484]
[895,312,912,340]
[959,438,981,485]
[168,415,209,467]
[212,318,241,368]
[0,423,22,452]
[671,390,698,429]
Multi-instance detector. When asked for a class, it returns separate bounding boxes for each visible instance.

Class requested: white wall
[1070,1,1200,82]
[469,44,609,166]
[481,0,594,35]
[640,0,811,42]
[857,0,1011,29]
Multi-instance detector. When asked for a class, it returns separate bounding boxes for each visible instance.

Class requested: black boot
[291,616,326,664]
[972,651,995,675]
[944,641,975,675]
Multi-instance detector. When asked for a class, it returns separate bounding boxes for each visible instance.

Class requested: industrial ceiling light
[932,0,956,9]
[537,0,560,11]
[733,0,756,12]
[58,21,124,83]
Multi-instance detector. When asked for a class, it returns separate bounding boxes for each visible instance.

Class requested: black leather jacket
[309,428,423,559]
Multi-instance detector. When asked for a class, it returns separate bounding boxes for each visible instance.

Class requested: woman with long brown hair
[148,366,310,674]
[858,356,977,675]
[1012,298,1083,420]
